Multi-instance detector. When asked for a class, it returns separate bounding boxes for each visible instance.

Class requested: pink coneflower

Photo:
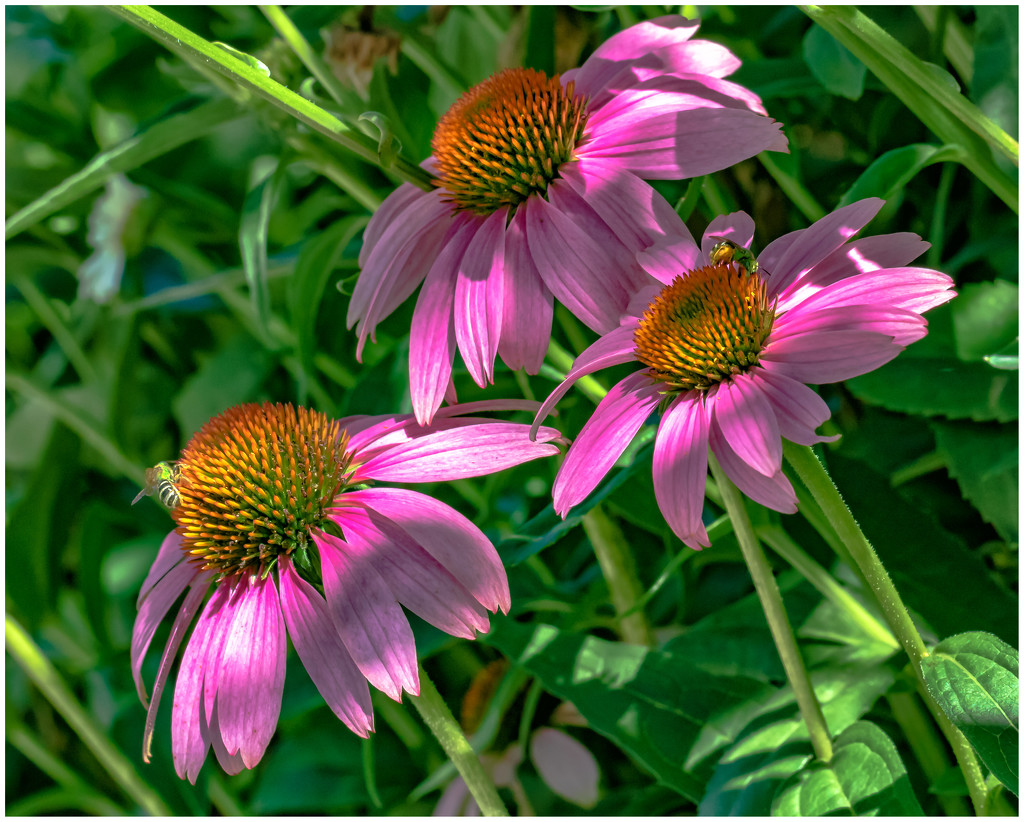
[348,15,788,425]
[532,198,955,549]
[131,401,560,782]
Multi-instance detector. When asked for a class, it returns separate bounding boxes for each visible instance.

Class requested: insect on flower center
[431,67,589,216]
[171,403,354,579]
[633,256,775,394]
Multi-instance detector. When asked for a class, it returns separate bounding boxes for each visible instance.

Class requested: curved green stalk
[783,442,988,814]
[409,665,509,816]
[104,5,433,191]
[6,613,171,816]
[709,457,833,763]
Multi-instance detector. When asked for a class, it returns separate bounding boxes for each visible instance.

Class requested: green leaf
[825,454,1018,643]
[5,96,242,240]
[357,112,403,168]
[802,24,866,100]
[801,6,1018,211]
[239,158,283,338]
[772,721,924,815]
[921,632,1019,795]
[838,143,966,207]
[951,280,1019,363]
[698,665,896,815]
[932,420,1018,543]
[847,356,1018,423]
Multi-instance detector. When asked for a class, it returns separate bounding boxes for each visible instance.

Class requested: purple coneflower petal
[746,369,838,447]
[358,182,431,265]
[142,577,208,763]
[772,304,928,347]
[339,507,491,639]
[581,105,787,179]
[454,208,507,388]
[531,324,640,439]
[132,555,198,704]
[531,727,600,808]
[345,487,510,614]
[316,530,419,702]
[713,377,782,477]
[137,530,189,608]
[216,573,286,768]
[763,198,883,298]
[278,558,374,737]
[709,418,798,513]
[172,581,232,782]
[561,158,689,255]
[649,39,741,80]
[653,393,711,549]
[702,212,756,261]
[356,422,561,483]
[553,371,662,516]
[499,214,553,374]
[637,238,702,284]
[761,329,905,384]
[523,193,635,333]
[208,701,246,776]
[410,214,478,425]
[786,267,956,318]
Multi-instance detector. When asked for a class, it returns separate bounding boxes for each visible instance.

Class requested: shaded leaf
[839,143,965,207]
[921,632,1019,795]
[772,721,923,815]
[803,24,866,100]
[951,280,1019,363]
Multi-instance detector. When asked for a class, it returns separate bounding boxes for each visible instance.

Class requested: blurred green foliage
[6,5,1017,816]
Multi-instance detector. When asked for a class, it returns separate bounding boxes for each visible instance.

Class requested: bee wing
[131,487,149,505]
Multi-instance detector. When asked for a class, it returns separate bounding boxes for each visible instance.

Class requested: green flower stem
[259,5,351,108]
[782,441,988,814]
[708,457,833,763]
[544,340,607,404]
[582,506,655,646]
[758,153,827,223]
[5,613,171,816]
[104,5,434,191]
[409,665,509,817]
[759,526,898,650]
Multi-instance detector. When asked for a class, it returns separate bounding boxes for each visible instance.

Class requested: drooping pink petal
[560,158,691,255]
[782,268,956,319]
[409,213,479,426]
[278,558,374,737]
[761,329,905,384]
[208,701,246,776]
[349,195,453,360]
[531,324,640,439]
[356,422,562,483]
[338,507,491,639]
[454,208,507,387]
[762,198,884,298]
[701,212,756,262]
[359,182,433,266]
[137,530,188,608]
[637,238,701,285]
[316,530,419,702]
[216,573,286,768]
[172,581,232,783]
[142,577,209,764]
[772,304,928,347]
[531,728,600,808]
[345,487,510,614]
[132,555,199,704]
[579,105,787,179]
[552,371,662,516]
[746,368,838,447]
[712,377,782,477]
[652,393,711,549]
[522,192,635,333]
[709,417,798,514]
[645,39,741,81]
[499,213,554,374]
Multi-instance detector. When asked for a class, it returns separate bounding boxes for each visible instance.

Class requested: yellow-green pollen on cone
[171,402,354,578]
[633,262,776,394]
[431,67,589,216]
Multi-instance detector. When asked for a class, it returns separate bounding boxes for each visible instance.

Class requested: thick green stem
[409,665,508,816]
[783,442,988,814]
[6,613,171,816]
[709,457,833,763]
[104,5,433,190]
[544,339,607,404]
[582,507,655,646]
